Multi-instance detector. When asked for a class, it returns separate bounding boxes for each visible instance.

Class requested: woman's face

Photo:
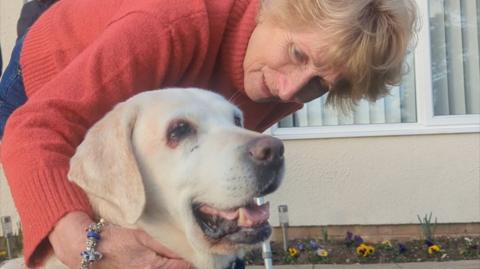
[243,21,342,104]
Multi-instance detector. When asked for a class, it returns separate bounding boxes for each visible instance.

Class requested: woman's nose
[277,71,313,102]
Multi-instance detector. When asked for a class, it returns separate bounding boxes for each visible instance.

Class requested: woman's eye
[291,45,307,64]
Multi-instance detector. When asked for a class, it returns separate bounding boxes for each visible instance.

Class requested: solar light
[1,216,13,259]
[278,205,289,251]
[254,197,273,269]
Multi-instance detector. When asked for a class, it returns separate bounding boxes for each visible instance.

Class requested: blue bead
[87,231,101,240]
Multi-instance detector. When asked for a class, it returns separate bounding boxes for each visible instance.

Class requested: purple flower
[354,235,364,245]
[398,243,408,254]
[309,240,319,250]
[424,239,434,247]
[345,232,354,246]
[346,232,353,240]
[296,241,305,251]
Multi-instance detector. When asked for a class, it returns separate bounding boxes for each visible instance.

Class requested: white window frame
[269,0,480,140]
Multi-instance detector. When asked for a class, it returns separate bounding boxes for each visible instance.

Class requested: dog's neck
[88,190,241,268]
[138,217,193,255]
[137,218,238,269]
[225,258,245,269]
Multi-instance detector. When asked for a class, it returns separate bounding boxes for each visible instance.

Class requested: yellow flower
[428,244,441,254]
[367,246,375,255]
[288,247,299,257]
[356,243,375,257]
[0,250,6,257]
[381,240,393,248]
[317,249,329,257]
[356,244,367,255]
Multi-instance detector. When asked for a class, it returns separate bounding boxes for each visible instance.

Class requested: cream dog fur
[1,88,285,269]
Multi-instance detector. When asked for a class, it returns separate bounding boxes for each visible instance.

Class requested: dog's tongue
[238,202,270,227]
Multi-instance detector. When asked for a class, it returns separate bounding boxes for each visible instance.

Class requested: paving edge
[246,260,480,269]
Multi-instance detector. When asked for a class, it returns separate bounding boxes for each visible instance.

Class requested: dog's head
[68,88,285,262]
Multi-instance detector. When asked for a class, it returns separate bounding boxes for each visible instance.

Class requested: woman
[0,0,417,268]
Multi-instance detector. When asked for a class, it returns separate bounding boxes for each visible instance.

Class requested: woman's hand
[48,211,194,269]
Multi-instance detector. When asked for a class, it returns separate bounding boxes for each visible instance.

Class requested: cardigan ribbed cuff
[6,166,93,267]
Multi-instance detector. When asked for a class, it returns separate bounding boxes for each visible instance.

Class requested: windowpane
[429,0,480,116]
[278,53,417,128]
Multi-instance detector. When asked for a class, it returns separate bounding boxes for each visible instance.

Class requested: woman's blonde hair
[259,0,419,109]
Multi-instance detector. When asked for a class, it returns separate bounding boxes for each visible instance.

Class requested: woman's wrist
[80,218,105,268]
[48,211,94,267]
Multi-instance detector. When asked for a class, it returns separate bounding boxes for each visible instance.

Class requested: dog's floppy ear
[68,102,145,224]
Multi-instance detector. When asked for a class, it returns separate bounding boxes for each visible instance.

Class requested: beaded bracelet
[80,218,105,269]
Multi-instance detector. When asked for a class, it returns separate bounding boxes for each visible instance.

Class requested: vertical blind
[430,0,480,116]
[278,53,417,128]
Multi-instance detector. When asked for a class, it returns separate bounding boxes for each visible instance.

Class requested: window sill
[269,122,480,140]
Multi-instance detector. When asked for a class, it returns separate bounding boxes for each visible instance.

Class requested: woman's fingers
[134,229,183,259]
[152,256,196,269]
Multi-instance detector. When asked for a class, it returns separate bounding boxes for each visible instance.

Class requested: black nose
[248,136,284,164]
[246,136,285,196]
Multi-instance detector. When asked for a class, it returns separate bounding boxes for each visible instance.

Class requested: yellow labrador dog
[2,88,285,269]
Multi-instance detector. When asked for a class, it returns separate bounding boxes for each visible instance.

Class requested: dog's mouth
[192,201,271,245]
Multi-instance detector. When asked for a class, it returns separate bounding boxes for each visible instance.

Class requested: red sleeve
[1,12,176,267]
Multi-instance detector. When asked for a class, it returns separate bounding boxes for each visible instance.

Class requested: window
[272,0,480,139]
[278,52,417,128]
[429,0,480,116]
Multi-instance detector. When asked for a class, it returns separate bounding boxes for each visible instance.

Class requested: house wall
[267,133,480,226]
[0,0,22,73]
[0,1,479,237]
[0,0,23,236]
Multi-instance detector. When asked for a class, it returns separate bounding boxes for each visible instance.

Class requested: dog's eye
[167,120,194,146]
[234,114,242,127]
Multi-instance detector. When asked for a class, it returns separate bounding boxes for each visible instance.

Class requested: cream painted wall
[0,1,23,235]
[0,0,23,73]
[0,1,479,236]
[267,133,480,226]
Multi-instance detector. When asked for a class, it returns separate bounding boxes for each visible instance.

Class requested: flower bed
[244,233,480,265]
[1,232,479,265]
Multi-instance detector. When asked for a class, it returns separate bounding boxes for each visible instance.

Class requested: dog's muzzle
[192,136,285,246]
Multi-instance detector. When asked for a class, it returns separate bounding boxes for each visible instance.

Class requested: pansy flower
[381,240,393,248]
[354,235,364,245]
[428,244,441,255]
[309,240,319,250]
[356,243,375,257]
[288,247,299,257]
[424,239,434,247]
[317,248,329,257]
[398,243,408,254]
[345,231,354,246]
[296,241,305,251]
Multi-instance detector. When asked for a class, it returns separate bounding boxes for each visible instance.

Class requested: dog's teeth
[237,203,270,228]
[238,208,255,227]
